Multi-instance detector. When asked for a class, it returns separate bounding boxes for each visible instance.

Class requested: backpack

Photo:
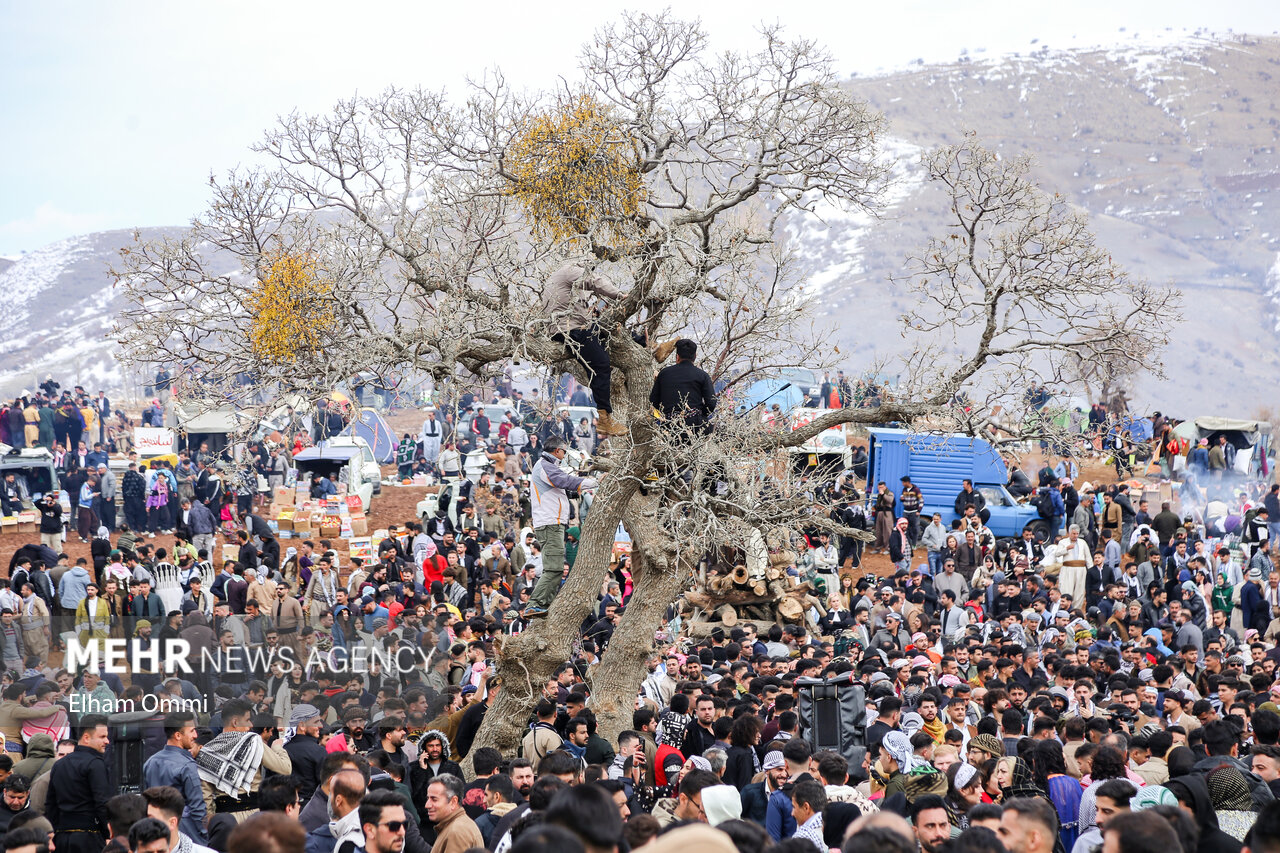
[1034,491,1054,520]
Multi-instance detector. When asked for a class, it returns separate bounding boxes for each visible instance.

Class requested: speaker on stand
[795,672,866,770]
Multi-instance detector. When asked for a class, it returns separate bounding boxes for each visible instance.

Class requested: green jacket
[1212,584,1235,614]
[566,526,580,567]
[396,440,416,466]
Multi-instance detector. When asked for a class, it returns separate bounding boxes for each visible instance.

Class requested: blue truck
[864,428,1045,540]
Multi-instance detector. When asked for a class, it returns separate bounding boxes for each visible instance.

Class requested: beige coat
[430,806,484,853]
[521,724,563,763]
[18,597,49,659]
[244,577,276,609]
[304,570,340,626]
[539,264,623,334]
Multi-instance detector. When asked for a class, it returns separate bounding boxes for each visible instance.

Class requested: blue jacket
[58,566,91,609]
[305,824,338,853]
[1049,488,1065,516]
[740,780,770,825]
[188,501,216,536]
[766,786,796,841]
[142,745,207,843]
[1242,580,1270,632]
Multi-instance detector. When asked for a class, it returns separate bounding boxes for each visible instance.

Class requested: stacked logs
[681,546,826,638]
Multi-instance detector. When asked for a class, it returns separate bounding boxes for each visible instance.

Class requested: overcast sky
[2,0,1276,255]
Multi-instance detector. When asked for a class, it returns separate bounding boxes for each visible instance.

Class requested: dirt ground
[1,405,433,571]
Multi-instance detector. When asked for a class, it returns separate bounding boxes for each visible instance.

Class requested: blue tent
[735,377,807,413]
[1108,415,1153,445]
[341,407,398,463]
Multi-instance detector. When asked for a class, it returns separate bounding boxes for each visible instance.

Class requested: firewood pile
[679,529,826,637]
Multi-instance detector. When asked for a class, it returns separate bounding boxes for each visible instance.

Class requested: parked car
[0,446,58,508]
[294,436,383,509]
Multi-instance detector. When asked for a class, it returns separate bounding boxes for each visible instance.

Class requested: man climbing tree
[523,438,598,619]
[650,339,716,432]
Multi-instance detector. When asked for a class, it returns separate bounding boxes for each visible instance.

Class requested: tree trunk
[587,559,694,746]
[460,337,656,775]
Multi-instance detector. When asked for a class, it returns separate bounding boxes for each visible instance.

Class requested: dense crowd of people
[5,362,1280,853]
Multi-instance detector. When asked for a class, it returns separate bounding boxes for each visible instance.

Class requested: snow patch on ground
[789,136,925,300]
[0,235,93,336]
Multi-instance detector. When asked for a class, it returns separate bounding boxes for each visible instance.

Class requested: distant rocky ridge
[2,33,1277,416]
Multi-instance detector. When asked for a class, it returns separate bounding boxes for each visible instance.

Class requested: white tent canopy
[1172,417,1270,447]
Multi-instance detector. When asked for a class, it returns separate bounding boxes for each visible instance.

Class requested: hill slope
[807,33,1280,414]
[2,34,1277,415]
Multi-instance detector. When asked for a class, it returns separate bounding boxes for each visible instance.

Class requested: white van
[293,436,383,510]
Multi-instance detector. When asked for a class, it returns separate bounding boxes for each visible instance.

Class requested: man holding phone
[38,491,63,551]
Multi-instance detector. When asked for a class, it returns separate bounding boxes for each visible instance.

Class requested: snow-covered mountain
[2,32,1277,415]
[815,32,1280,415]
[0,227,186,400]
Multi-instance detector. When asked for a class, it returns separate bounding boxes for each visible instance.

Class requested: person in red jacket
[422,539,448,590]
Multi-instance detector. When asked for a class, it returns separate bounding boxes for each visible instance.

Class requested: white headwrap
[881,730,923,772]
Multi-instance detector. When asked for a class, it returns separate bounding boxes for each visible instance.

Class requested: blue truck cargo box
[865,428,1041,539]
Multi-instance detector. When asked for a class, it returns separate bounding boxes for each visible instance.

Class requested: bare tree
[112,15,1178,763]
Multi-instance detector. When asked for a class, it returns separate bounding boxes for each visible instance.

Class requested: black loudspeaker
[795,672,866,769]
[110,723,145,794]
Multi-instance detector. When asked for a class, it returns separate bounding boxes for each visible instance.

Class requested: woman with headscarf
[1182,579,1210,631]
[984,570,1005,613]
[1032,739,1083,852]
[995,755,1045,802]
[945,762,985,829]
[1206,765,1258,842]
[1166,774,1244,853]
[90,526,111,573]
[1130,785,1177,812]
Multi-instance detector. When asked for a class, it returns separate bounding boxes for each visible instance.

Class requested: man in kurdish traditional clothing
[419,410,443,470]
[17,583,50,661]
[1057,524,1093,611]
[75,583,111,652]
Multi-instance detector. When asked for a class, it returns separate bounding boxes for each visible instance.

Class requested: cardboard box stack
[265,486,369,555]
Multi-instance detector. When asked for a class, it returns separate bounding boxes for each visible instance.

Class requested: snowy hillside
[803,31,1280,414]
[2,32,1279,416]
[0,227,187,400]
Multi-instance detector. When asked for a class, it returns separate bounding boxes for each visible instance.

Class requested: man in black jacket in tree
[649,339,717,431]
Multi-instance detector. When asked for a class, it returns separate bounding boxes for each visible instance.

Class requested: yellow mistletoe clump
[247,249,335,365]
[504,95,645,247]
